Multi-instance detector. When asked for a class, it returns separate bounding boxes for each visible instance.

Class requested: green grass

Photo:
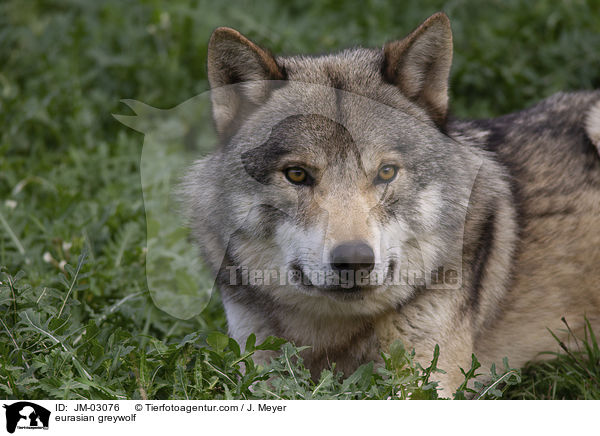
[1,0,599,400]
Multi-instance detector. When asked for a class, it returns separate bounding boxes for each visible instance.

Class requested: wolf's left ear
[207,27,285,139]
[383,12,453,127]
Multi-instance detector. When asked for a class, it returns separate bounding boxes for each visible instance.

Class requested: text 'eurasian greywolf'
[181,12,600,396]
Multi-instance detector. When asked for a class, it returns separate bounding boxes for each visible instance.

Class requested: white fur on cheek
[417,184,442,232]
[585,100,600,152]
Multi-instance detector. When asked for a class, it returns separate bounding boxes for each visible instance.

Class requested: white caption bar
[0,400,596,436]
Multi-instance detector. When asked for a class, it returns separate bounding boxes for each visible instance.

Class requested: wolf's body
[182,13,600,396]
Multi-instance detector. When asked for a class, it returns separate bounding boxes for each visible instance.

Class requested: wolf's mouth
[289,261,395,296]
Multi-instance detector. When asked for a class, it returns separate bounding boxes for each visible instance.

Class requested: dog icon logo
[3,402,50,433]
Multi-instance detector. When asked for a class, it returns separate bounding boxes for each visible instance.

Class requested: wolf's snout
[330,241,375,274]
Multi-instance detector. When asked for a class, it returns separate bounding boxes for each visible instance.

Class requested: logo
[2,402,50,434]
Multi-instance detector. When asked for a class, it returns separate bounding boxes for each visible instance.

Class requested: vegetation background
[1,0,600,400]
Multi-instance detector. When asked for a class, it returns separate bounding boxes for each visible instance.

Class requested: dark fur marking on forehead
[241,114,359,184]
[323,65,346,124]
[325,64,347,92]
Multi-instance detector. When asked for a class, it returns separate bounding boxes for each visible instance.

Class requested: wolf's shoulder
[450,91,600,207]
[450,90,600,156]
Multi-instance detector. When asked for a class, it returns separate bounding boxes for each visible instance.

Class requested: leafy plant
[504,318,600,400]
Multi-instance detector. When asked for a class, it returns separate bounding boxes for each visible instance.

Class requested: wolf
[181,12,600,396]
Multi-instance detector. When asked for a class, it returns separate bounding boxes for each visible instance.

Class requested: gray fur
[181,13,600,396]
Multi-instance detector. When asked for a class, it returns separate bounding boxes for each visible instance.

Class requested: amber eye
[284,167,309,185]
[375,165,398,184]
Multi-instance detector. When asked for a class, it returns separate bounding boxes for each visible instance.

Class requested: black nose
[330,241,375,274]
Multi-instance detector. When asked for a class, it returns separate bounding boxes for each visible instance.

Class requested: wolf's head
[183,13,483,317]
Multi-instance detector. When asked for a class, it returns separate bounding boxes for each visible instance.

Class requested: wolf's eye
[284,167,310,185]
[375,165,398,184]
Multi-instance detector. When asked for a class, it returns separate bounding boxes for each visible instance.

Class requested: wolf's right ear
[383,13,453,128]
[207,28,285,139]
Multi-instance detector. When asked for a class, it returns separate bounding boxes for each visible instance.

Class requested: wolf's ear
[207,27,285,138]
[383,12,453,127]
